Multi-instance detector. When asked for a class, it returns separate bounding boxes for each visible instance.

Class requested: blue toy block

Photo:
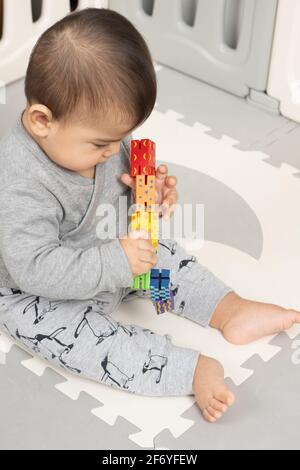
[150,269,171,301]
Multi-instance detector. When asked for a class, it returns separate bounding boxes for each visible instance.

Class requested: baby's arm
[0,180,133,299]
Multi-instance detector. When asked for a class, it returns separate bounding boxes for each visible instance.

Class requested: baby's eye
[94,143,108,149]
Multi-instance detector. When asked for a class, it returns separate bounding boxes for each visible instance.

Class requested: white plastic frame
[267,0,300,123]
[0,0,109,85]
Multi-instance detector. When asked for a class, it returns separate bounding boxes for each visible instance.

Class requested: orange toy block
[135,175,156,212]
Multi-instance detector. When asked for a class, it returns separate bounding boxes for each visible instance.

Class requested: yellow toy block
[130,210,159,251]
[149,212,159,250]
[131,211,150,232]
[131,212,141,231]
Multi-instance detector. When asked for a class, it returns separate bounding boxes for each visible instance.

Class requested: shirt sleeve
[0,181,134,300]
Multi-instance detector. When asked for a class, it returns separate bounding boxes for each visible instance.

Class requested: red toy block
[131,139,156,177]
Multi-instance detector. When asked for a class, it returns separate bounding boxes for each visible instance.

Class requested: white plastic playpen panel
[0,0,109,86]
[267,0,300,124]
[110,0,278,98]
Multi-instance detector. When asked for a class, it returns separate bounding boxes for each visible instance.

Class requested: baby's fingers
[120,173,135,190]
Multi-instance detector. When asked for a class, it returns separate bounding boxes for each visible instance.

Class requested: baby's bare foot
[210,292,300,345]
[193,356,235,423]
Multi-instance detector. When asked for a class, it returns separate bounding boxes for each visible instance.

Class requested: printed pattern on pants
[0,239,233,396]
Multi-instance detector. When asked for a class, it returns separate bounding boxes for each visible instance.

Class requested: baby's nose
[104,142,121,158]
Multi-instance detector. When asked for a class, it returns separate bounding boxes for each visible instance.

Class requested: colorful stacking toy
[130,139,175,314]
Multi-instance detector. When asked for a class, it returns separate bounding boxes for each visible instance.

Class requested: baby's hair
[24,8,157,129]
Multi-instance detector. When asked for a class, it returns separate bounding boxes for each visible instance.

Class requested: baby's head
[22,8,157,173]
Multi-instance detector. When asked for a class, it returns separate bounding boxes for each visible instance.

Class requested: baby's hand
[120,164,178,219]
[155,164,178,219]
[120,231,158,277]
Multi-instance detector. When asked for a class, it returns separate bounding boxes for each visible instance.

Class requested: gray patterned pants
[0,239,233,396]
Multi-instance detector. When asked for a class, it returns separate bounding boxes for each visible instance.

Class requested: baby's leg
[122,238,300,420]
[123,238,300,340]
[134,239,300,344]
[121,240,236,421]
[123,239,234,327]
[0,288,200,397]
[210,288,300,345]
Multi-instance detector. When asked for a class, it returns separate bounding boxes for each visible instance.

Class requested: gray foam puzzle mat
[0,345,149,450]
[154,66,300,178]
[154,332,300,450]
[166,162,263,260]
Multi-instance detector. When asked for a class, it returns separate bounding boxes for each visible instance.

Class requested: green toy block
[133,271,151,290]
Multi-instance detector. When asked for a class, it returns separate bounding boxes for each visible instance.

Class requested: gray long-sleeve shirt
[0,112,135,300]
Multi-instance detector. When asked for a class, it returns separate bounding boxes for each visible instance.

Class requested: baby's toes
[288,309,300,324]
[209,397,228,413]
[206,406,223,421]
[202,409,217,423]
[215,386,235,407]
[278,309,300,331]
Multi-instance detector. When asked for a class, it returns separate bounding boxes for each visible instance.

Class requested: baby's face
[46,119,133,173]
[23,106,134,174]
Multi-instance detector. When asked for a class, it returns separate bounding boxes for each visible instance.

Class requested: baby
[0,8,299,424]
